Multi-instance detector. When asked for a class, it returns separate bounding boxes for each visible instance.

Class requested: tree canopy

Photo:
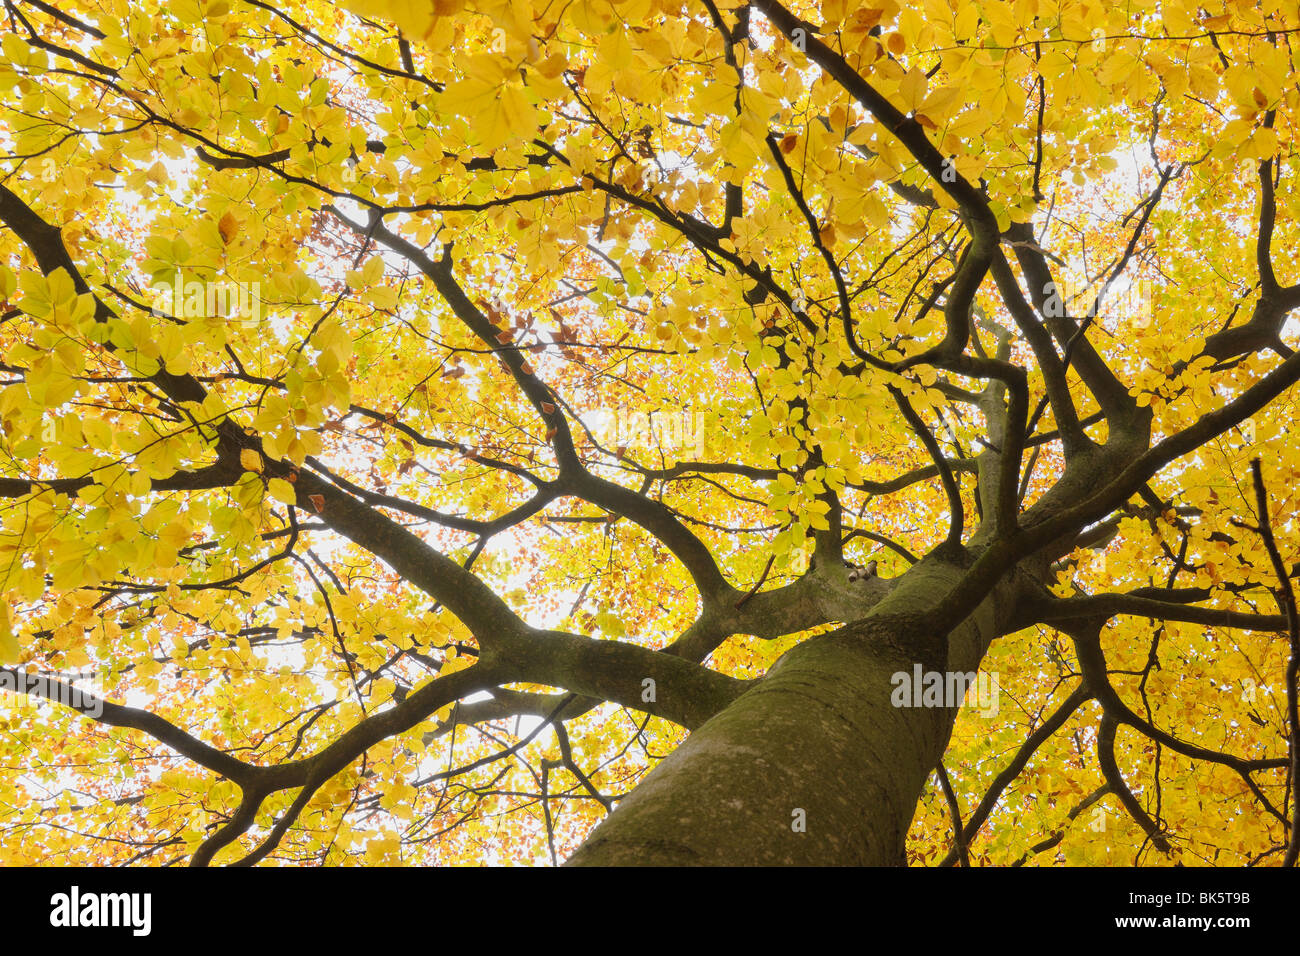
[0,0,1298,866]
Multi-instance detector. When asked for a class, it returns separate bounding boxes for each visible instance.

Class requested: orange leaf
[218,211,239,244]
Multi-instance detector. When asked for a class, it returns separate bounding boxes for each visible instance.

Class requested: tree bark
[566,559,1022,865]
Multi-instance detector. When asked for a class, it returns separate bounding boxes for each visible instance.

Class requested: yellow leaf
[899,68,927,112]
[694,80,738,116]
[954,4,979,41]
[0,605,18,664]
[267,477,297,504]
[364,286,400,310]
[444,69,539,150]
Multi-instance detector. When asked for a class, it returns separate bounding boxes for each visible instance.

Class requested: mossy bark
[567,560,1019,866]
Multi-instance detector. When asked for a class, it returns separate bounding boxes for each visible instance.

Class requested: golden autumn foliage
[0,0,1297,866]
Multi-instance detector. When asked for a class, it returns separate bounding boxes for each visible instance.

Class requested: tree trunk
[566,560,1022,865]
